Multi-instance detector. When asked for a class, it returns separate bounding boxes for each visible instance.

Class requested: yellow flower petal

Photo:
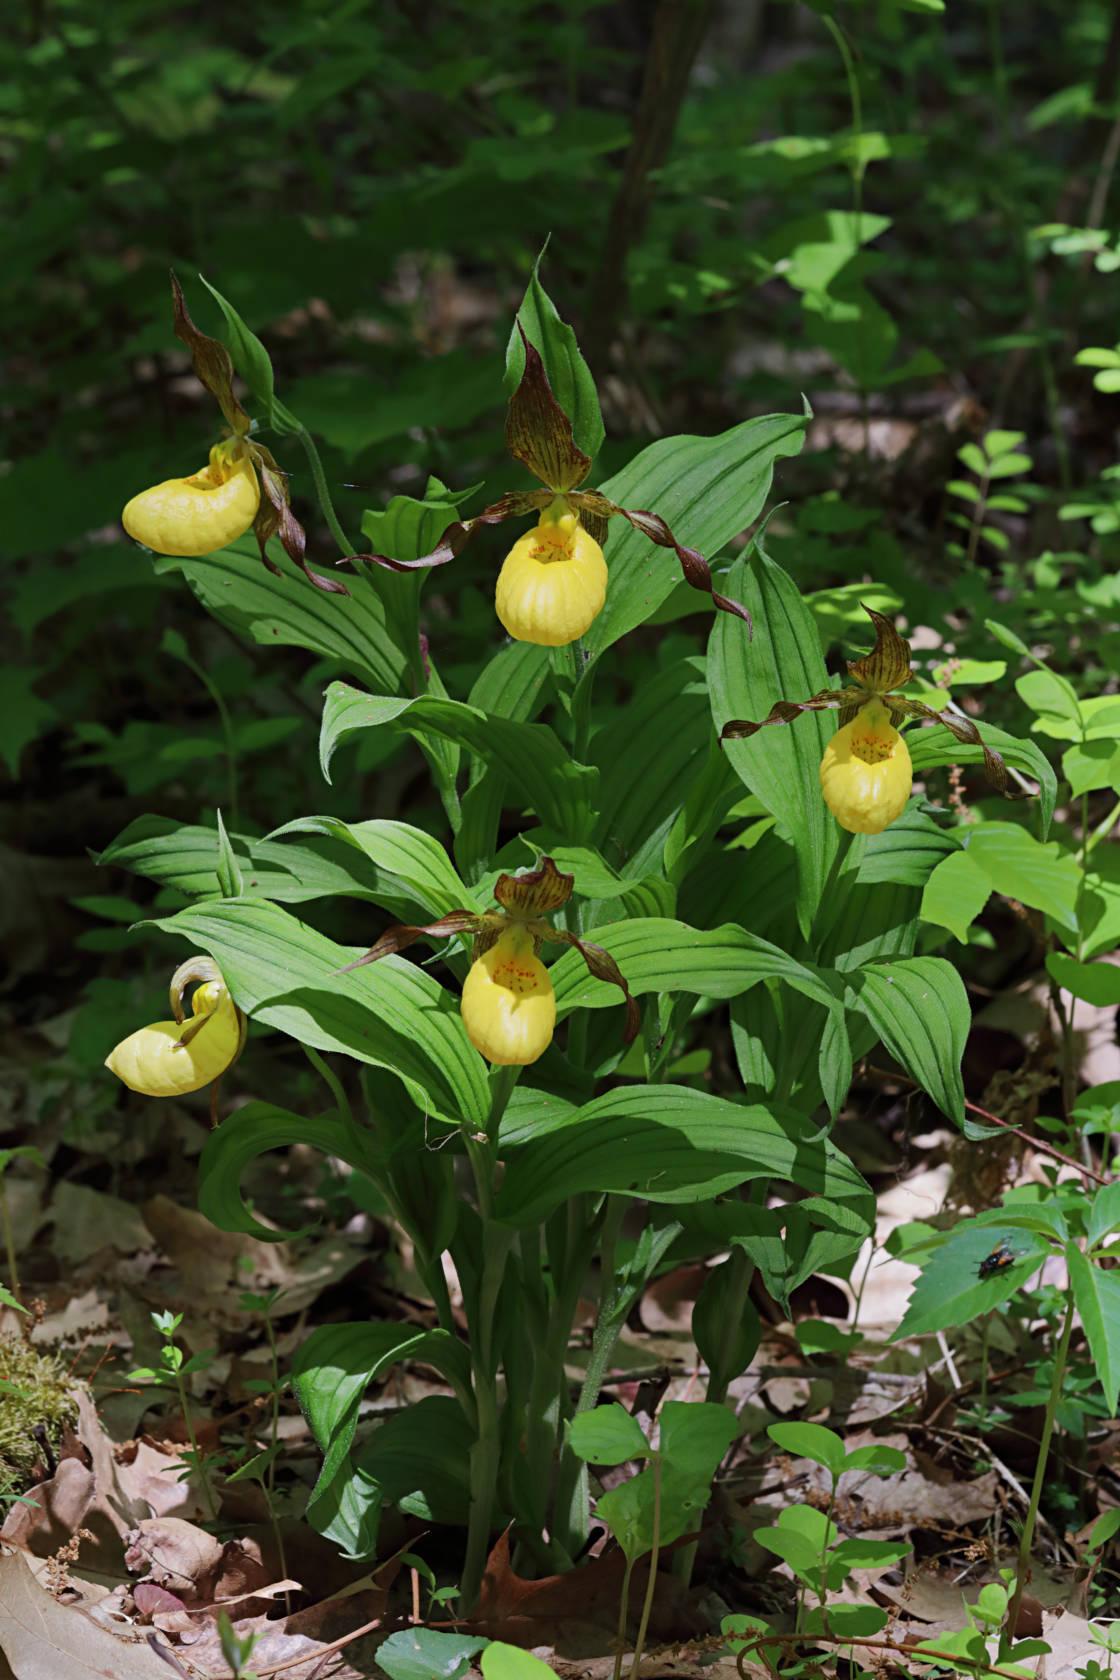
[122,443,260,557]
[495,504,607,647]
[105,974,242,1096]
[819,704,913,835]
[460,924,556,1066]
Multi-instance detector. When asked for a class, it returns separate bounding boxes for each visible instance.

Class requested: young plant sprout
[721,606,1011,834]
[349,330,751,647]
[339,857,639,1066]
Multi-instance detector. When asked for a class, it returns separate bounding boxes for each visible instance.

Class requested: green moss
[0,1335,80,1490]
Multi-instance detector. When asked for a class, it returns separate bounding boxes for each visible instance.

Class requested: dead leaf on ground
[0,1547,177,1680]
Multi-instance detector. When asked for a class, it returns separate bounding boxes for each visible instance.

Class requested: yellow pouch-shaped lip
[495,511,607,648]
[105,970,243,1096]
[460,925,556,1066]
[819,704,913,835]
[122,444,260,558]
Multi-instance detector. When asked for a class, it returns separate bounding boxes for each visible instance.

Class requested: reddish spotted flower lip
[341,328,751,634]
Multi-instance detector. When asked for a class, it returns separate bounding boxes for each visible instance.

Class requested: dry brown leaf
[50,1184,152,1266]
[0,1547,176,1680]
[141,1195,291,1299]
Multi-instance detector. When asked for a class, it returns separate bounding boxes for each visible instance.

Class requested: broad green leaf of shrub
[920,848,992,941]
[1066,1245,1120,1415]
[1046,952,1120,1006]
[569,1404,648,1465]
[894,1226,1048,1339]
[378,1630,487,1680]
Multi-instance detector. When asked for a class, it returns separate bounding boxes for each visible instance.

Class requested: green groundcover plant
[96,258,1120,1663]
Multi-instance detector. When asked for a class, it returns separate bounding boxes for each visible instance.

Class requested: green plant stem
[302,1045,353,1124]
[0,1176,19,1299]
[179,648,239,828]
[294,423,353,557]
[1003,1293,1076,1650]
[979,1310,992,1419]
[261,1309,291,1614]
[1085,795,1120,855]
[628,1457,662,1680]
[821,14,870,463]
[458,1066,523,1612]
[612,1557,636,1680]
[174,1368,218,1523]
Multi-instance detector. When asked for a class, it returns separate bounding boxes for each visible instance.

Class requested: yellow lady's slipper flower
[122,441,260,558]
[105,958,245,1097]
[721,605,1014,835]
[819,701,914,835]
[349,328,750,638]
[495,498,608,647]
[338,857,639,1071]
[460,922,557,1066]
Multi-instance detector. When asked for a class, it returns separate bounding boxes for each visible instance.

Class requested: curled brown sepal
[344,490,550,575]
[170,271,251,438]
[846,606,914,693]
[332,911,482,976]
[891,697,1011,794]
[494,856,574,919]
[251,444,349,595]
[544,930,641,1044]
[506,328,592,493]
[720,685,867,744]
[573,489,752,629]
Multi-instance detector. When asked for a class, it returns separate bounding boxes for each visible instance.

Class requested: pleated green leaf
[548,918,839,1017]
[845,956,969,1123]
[320,682,596,840]
[494,1085,868,1226]
[584,412,807,657]
[709,537,840,935]
[144,898,489,1126]
[156,535,408,694]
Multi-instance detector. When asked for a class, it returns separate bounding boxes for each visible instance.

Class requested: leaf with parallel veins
[892,697,1010,792]
[505,328,592,492]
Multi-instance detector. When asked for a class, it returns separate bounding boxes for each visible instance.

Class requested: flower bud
[460,923,556,1066]
[495,498,607,647]
[106,972,242,1096]
[819,702,913,835]
[122,441,260,557]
